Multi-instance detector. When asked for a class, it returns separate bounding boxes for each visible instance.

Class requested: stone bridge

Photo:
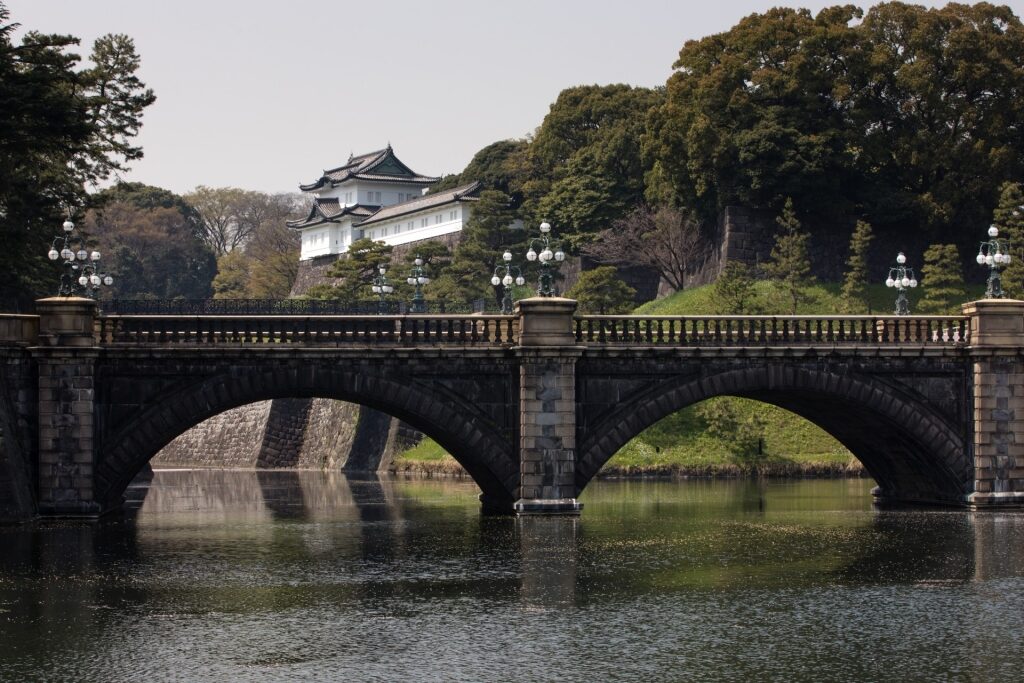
[0,296,1023,520]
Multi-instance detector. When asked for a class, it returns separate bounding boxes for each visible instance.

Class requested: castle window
[421,218,428,227]
[435,214,442,224]
[407,221,414,231]
[450,210,457,221]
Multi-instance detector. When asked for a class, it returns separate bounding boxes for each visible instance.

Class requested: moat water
[1,471,1023,682]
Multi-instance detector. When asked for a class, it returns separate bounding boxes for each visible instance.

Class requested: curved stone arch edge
[575,366,969,503]
[96,370,517,511]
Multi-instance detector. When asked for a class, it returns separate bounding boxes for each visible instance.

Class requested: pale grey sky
[10,1,1020,195]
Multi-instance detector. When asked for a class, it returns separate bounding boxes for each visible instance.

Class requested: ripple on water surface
[0,472,1022,682]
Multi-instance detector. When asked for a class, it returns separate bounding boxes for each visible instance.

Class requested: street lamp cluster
[525,221,565,297]
[977,225,1010,299]
[885,252,918,315]
[47,219,112,297]
[491,251,525,314]
[370,255,431,313]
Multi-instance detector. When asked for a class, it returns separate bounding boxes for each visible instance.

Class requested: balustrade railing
[574,315,970,346]
[97,315,516,346]
[101,298,496,315]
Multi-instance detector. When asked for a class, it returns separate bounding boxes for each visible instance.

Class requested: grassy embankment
[393,281,982,478]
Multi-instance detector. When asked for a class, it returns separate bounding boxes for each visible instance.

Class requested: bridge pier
[32,298,103,517]
[965,300,1024,508]
[513,298,583,515]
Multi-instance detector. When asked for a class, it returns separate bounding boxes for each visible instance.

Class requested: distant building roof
[355,182,481,227]
[286,199,378,230]
[299,144,440,192]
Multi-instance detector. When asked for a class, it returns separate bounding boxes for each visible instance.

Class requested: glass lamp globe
[539,222,551,234]
[103,275,113,286]
[48,249,59,260]
[995,252,1004,264]
[378,266,386,275]
[491,276,501,286]
[61,248,74,261]
[89,274,100,286]
[989,225,999,238]
[417,276,428,285]
[76,249,88,261]
[526,249,537,261]
[414,257,423,267]
[909,278,918,288]
[1006,254,1013,264]
[502,275,513,286]
[383,285,393,293]
[896,252,906,265]
[540,249,553,262]
[78,275,88,286]
[90,251,100,261]
[977,252,987,265]
[986,254,995,266]
[372,285,381,293]
[885,277,895,288]
[62,220,74,233]
[901,277,910,287]
[407,277,416,285]
[515,276,525,286]
[502,251,512,262]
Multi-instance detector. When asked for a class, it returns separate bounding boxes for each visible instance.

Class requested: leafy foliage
[0,2,155,305]
[840,221,874,313]
[714,260,758,314]
[918,244,967,314]
[565,266,636,314]
[305,238,393,303]
[695,397,768,465]
[644,3,1024,263]
[84,184,216,300]
[764,199,815,314]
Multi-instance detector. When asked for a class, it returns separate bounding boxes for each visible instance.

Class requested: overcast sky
[10,1,1019,195]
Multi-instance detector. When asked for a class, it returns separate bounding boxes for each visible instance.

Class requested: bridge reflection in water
[2,473,1024,680]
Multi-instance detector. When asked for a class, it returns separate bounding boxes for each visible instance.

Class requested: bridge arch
[96,363,518,512]
[577,365,971,506]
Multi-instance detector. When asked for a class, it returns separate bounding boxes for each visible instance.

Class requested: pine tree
[715,260,757,314]
[993,182,1024,300]
[305,238,393,303]
[918,244,967,314]
[763,198,814,314]
[839,221,874,313]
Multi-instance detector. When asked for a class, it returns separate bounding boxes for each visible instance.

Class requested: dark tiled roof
[355,181,481,227]
[299,144,440,191]
[286,201,379,230]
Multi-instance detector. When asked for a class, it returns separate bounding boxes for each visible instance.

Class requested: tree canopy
[644,2,1024,260]
[0,2,155,305]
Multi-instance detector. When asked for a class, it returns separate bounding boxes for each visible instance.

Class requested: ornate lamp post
[524,221,565,297]
[884,252,918,315]
[370,264,394,313]
[406,256,430,313]
[47,218,113,298]
[977,224,1011,299]
[490,250,526,314]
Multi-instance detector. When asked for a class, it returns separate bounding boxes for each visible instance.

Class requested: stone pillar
[513,298,582,515]
[32,297,102,516]
[964,299,1024,508]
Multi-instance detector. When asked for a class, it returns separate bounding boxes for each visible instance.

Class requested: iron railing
[96,314,517,346]
[100,298,496,316]
[574,315,970,346]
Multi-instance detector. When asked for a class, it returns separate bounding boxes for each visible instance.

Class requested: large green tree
[840,221,874,313]
[527,84,663,248]
[565,266,636,314]
[645,3,1024,260]
[0,3,155,305]
[84,184,216,300]
[918,244,967,314]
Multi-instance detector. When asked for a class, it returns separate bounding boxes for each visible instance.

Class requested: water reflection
[0,472,1022,681]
